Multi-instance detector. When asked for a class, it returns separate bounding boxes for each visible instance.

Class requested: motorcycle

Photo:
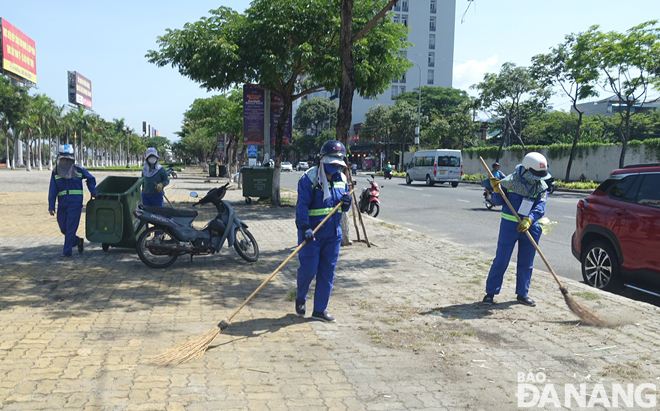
[383,169,393,180]
[546,177,556,194]
[358,175,381,217]
[166,164,178,179]
[483,188,497,210]
[133,183,259,268]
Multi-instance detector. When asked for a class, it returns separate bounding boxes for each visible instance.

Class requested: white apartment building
[351,0,456,135]
[294,0,456,137]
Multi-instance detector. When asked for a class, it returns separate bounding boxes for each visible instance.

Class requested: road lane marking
[563,215,575,219]
[457,199,470,203]
[406,187,423,191]
[422,194,431,197]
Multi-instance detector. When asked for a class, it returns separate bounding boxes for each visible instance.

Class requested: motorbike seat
[142,206,198,218]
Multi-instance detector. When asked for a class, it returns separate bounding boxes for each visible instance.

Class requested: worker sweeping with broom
[482,152,551,307]
[295,140,352,322]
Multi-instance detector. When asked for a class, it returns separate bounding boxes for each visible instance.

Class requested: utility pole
[407,59,422,150]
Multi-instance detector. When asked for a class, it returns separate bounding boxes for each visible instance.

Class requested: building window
[427,70,434,85]
[392,14,400,24]
[401,0,409,12]
[393,1,400,11]
[391,86,399,99]
[430,0,436,13]
[430,16,436,32]
[429,34,435,50]
[400,86,406,94]
[428,52,435,68]
[400,72,406,83]
[401,14,408,27]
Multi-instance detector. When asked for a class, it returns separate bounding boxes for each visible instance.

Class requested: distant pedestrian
[141,147,169,207]
[295,140,352,322]
[483,152,551,307]
[48,145,98,258]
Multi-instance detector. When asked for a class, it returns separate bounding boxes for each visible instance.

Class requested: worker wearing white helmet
[48,145,98,258]
[483,152,552,307]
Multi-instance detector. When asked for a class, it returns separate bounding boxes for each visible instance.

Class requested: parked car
[572,163,660,292]
[405,149,463,187]
[281,161,293,172]
[297,161,309,171]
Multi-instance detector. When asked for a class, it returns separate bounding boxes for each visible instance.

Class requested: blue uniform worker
[483,152,552,307]
[48,145,98,258]
[141,147,169,207]
[295,140,352,323]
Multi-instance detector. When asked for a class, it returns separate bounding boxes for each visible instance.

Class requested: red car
[572,163,660,292]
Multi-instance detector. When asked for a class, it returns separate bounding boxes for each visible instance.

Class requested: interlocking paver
[1,168,659,410]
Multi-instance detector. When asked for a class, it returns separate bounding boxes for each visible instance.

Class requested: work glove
[300,225,315,243]
[91,193,98,199]
[340,193,352,211]
[489,178,501,194]
[517,217,532,233]
[49,210,55,216]
[156,183,163,192]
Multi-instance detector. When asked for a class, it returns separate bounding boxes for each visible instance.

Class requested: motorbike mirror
[190,192,198,198]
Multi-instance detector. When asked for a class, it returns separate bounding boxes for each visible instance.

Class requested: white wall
[460,145,660,182]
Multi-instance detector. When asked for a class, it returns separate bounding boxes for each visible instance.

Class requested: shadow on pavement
[419,301,518,320]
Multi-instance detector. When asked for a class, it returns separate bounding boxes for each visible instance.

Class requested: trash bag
[538,217,558,235]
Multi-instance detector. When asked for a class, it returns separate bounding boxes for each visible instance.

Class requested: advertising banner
[247,145,258,157]
[0,19,37,84]
[243,84,265,145]
[74,72,92,109]
[216,134,226,162]
[269,93,292,146]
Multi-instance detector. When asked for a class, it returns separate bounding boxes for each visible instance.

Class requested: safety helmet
[319,140,346,166]
[492,162,500,168]
[521,152,548,178]
[58,144,75,160]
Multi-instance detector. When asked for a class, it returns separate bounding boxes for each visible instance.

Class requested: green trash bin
[241,166,273,204]
[208,163,217,177]
[86,176,144,251]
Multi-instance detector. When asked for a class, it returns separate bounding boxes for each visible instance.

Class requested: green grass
[286,289,312,301]
[572,291,600,301]
[374,171,406,177]
[461,173,488,182]
[554,180,599,190]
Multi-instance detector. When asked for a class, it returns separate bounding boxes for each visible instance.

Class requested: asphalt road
[280,170,586,283]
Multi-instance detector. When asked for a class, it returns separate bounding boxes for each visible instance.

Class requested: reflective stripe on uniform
[308,207,342,216]
[58,189,84,196]
[54,173,83,180]
[500,212,518,222]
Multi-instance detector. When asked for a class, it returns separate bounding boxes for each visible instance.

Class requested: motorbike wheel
[366,203,380,218]
[485,201,494,210]
[234,228,259,262]
[171,172,177,179]
[135,227,179,268]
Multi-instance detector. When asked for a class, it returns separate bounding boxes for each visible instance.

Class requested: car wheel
[426,175,435,187]
[581,240,622,291]
[406,174,412,185]
[451,182,459,188]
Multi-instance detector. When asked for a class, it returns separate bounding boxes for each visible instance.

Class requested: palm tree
[71,106,89,166]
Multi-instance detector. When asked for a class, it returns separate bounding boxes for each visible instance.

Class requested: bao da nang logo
[517,371,657,409]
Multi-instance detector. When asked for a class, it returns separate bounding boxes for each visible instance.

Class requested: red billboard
[0,18,37,84]
[68,71,92,109]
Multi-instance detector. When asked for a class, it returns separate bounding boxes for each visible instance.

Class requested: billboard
[0,18,37,84]
[243,84,265,145]
[67,71,92,109]
[269,93,292,146]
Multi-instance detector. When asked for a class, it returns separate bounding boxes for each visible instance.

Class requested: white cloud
[453,55,499,94]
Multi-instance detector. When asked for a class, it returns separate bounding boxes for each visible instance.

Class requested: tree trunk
[25,135,32,171]
[619,107,632,169]
[565,110,583,182]
[271,95,293,206]
[48,132,53,170]
[5,133,10,169]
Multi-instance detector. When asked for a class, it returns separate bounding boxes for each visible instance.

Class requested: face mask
[324,164,341,175]
[59,159,74,167]
[148,157,158,165]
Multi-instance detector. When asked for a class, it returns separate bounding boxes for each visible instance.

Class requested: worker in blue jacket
[48,145,98,258]
[483,152,551,307]
[295,140,352,322]
[141,147,169,207]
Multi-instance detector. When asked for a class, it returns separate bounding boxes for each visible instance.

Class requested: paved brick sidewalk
[0,171,659,410]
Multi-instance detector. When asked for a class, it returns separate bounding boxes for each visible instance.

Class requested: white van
[406,149,463,187]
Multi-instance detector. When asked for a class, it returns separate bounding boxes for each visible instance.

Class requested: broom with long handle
[479,157,605,326]
[152,189,354,366]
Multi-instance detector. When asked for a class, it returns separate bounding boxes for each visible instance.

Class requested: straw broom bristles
[151,321,226,366]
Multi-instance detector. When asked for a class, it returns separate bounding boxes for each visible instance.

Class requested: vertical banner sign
[269,93,292,146]
[0,19,37,84]
[75,72,92,109]
[247,145,258,157]
[216,133,225,162]
[242,84,265,145]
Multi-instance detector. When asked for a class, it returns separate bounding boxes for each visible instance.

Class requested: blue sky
[2,0,658,140]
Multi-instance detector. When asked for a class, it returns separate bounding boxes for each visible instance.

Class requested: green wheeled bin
[86,176,144,251]
[208,163,217,177]
[241,166,273,204]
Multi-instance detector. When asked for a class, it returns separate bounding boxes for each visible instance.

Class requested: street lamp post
[407,59,422,150]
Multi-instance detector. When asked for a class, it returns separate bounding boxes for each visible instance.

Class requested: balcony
[428,60,435,68]
[429,24,436,32]
[429,43,435,50]
[430,5,436,13]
